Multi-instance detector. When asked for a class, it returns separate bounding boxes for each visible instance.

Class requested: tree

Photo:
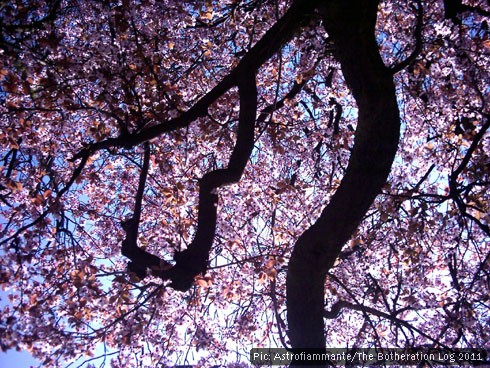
[1,0,488,366]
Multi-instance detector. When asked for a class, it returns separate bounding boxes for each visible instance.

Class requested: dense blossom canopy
[0,0,489,367]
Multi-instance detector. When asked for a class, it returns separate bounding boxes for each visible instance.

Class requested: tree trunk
[286,0,400,361]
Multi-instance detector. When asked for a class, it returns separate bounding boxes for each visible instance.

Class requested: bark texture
[286,0,400,359]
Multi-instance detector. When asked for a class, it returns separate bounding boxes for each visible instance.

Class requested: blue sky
[0,350,40,368]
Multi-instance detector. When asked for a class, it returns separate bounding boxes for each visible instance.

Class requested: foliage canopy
[0,0,489,366]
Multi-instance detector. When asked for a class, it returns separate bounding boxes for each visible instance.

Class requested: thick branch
[164,72,257,291]
[287,0,400,355]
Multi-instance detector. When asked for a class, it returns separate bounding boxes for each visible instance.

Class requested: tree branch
[162,71,258,291]
[70,0,322,161]
[324,300,452,349]
[391,0,424,74]
[120,71,258,290]
[121,143,163,278]
[444,0,490,23]
[449,115,490,236]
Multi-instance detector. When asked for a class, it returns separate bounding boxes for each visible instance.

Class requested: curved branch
[121,143,161,278]
[163,72,258,291]
[287,0,401,352]
[324,300,452,349]
[390,0,424,74]
[120,143,162,278]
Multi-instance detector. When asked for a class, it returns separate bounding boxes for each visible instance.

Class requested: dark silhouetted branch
[121,143,163,278]
[449,116,490,236]
[163,71,258,291]
[121,72,258,290]
[391,0,424,74]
